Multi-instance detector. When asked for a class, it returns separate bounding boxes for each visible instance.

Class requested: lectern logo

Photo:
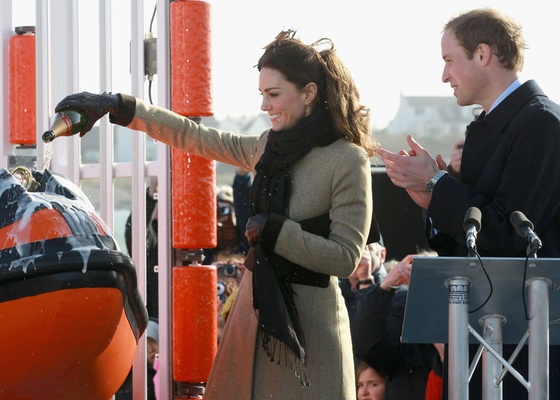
[449,283,469,305]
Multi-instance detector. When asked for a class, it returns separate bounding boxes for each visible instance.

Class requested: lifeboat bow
[0,167,149,400]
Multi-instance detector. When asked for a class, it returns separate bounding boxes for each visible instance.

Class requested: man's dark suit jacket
[427,80,560,399]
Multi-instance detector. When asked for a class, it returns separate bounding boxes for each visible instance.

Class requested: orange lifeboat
[0,167,148,400]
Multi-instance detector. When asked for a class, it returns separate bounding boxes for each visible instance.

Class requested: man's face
[369,243,386,274]
[441,30,482,107]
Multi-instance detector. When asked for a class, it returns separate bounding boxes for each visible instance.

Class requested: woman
[356,361,386,400]
[55,30,377,399]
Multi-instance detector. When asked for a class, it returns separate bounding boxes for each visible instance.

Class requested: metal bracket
[144,33,157,77]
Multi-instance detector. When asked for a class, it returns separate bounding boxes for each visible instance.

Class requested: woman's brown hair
[257,30,378,157]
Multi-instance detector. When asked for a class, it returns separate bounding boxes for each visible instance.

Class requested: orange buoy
[170,0,216,250]
[173,265,218,382]
[170,0,213,117]
[171,148,217,249]
[9,26,36,145]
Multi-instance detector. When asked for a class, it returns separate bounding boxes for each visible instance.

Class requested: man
[377,8,560,399]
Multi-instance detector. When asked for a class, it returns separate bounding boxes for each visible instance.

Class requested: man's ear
[477,43,493,65]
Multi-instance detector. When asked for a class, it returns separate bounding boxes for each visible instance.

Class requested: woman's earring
[304,105,311,116]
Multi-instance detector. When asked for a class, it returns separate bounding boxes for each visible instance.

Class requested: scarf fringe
[261,329,310,387]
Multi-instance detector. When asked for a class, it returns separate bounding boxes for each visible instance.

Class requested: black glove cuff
[109,93,136,127]
[260,213,286,251]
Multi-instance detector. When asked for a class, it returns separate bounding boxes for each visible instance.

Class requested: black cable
[468,251,493,314]
[147,1,157,105]
[149,3,157,33]
[522,248,539,320]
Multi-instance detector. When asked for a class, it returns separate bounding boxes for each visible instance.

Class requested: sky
[11,0,560,130]
[208,0,559,129]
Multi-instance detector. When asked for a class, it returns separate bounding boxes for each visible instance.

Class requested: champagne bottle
[42,109,88,142]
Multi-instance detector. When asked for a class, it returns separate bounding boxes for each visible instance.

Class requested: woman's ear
[303,82,318,104]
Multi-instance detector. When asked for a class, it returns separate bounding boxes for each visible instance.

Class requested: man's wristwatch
[426,170,448,192]
[357,278,374,288]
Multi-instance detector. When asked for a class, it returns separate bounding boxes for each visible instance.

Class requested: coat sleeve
[428,107,560,257]
[114,95,267,171]
[273,143,373,278]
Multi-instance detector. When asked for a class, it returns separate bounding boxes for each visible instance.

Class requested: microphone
[510,211,543,249]
[463,207,482,255]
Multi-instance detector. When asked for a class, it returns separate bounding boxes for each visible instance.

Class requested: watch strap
[427,170,448,192]
[357,278,374,288]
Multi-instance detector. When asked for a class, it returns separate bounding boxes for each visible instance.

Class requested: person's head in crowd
[356,360,386,400]
[368,238,387,283]
[216,185,242,251]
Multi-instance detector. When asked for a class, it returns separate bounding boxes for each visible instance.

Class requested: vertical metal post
[0,1,11,169]
[480,315,505,400]
[44,0,80,182]
[100,4,117,398]
[130,1,147,399]
[527,277,550,400]
[35,0,49,171]
[98,0,115,229]
[447,276,471,400]
[156,0,173,398]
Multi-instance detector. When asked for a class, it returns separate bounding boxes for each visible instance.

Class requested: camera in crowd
[217,280,226,303]
[217,263,238,278]
[215,261,241,303]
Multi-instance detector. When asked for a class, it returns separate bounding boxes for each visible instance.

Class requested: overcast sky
[208,0,560,129]
[12,0,560,129]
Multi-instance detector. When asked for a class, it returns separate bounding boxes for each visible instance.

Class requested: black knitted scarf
[248,108,339,386]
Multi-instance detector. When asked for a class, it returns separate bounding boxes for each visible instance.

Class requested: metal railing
[2,1,173,399]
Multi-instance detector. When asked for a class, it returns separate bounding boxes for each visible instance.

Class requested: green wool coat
[127,98,373,399]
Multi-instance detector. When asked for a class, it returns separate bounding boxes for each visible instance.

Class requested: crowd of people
[55,6,560,399]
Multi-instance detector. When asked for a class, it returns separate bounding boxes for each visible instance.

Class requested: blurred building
[385,94,478,138]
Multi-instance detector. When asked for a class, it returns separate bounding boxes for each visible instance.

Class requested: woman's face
[357,366,386,400]
[259,67,313,131]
